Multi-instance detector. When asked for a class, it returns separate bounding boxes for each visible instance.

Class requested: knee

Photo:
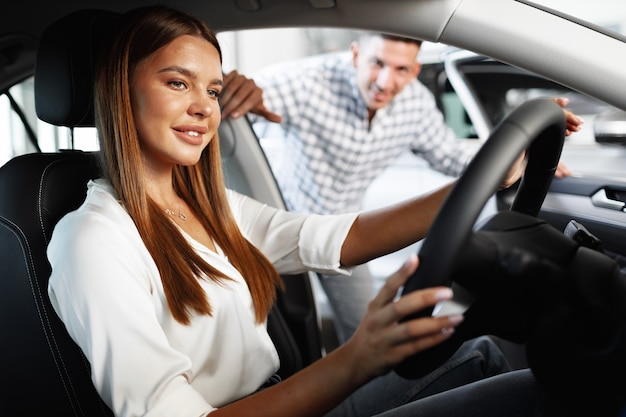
[463,336,513,374]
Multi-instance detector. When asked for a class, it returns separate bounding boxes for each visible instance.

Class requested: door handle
[591,188,626,211]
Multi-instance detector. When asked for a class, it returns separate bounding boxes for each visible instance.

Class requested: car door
[422,48,626,265]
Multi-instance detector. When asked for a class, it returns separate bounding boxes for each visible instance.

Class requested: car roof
[2,0,626,110]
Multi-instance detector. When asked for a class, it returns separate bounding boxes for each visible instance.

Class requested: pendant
[164,208,187,221]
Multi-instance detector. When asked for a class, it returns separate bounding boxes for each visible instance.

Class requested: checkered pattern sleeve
[405,85,477,177]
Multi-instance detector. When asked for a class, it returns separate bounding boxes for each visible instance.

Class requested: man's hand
[552,97,584,137]
[555,161,572,178]
[551,97,584,178]
[221,70,282,122]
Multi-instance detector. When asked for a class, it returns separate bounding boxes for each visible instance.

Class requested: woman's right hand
[217,255,464,417]
[341,255,464,384]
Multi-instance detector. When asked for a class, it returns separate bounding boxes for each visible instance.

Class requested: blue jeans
[372,368,561,417]
[325,336,518,417]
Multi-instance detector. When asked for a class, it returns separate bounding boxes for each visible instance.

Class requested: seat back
[0,151,112,416]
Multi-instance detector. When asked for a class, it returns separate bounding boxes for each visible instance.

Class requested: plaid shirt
[251,51,476,214]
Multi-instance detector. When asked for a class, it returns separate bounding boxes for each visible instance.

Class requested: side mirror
[594,109,626,146]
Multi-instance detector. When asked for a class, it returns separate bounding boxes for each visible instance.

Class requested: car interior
[2,2,626,417]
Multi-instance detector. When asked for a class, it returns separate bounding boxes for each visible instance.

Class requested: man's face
[351,36,422,114]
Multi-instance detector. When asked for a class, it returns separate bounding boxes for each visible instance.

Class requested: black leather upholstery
[0,151,112,416]
[34,9,120,127]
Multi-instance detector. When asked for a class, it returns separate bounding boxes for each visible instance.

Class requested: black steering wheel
[394,98,566,378]
[393,97,626,415]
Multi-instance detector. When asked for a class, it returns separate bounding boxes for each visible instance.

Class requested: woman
[47,5,564,417]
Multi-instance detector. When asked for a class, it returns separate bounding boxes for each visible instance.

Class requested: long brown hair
[94,5,283,325]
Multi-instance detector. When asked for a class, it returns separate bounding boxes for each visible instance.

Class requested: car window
[0,79,39,165]
[220,27,626,169]
[0,76,99,166]
[443,56,617,141]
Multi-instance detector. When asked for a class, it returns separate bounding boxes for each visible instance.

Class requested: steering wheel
[394,98,566,379]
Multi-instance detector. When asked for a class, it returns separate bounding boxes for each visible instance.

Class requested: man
[221,32,582,344]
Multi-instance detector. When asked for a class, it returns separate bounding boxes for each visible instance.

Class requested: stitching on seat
[37,160,56,247]
[0,214,83,415]
[33,158,87,415]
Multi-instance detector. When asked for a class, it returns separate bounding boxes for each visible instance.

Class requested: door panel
[497,176,626,264]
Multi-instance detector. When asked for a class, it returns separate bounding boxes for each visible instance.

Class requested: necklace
[164,199,187,221]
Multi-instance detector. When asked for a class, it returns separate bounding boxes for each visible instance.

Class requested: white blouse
[47,179,358,417]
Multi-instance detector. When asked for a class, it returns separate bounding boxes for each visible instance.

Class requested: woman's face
[130,34,223,174]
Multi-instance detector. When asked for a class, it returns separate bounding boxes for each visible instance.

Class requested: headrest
[34,9,122,127]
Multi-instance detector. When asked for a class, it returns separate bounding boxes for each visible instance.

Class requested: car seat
[0,8,315,416]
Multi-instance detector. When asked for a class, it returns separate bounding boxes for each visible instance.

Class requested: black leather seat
[0,9,313,416]
[0,151,111,417]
